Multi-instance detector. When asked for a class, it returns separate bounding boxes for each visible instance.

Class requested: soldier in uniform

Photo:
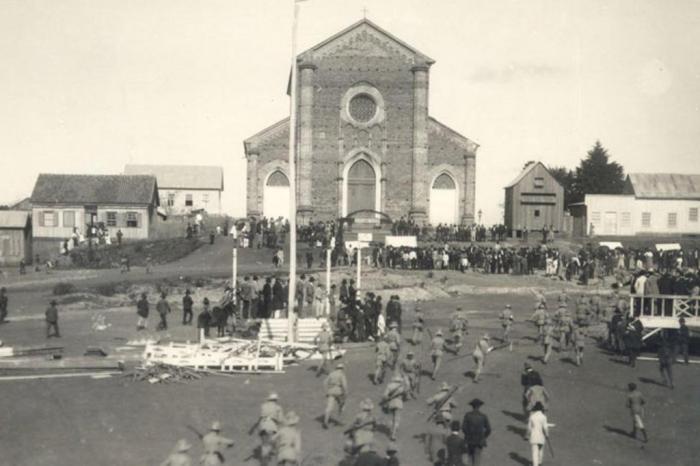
[160,439,192,466]
[572,324,586,366]
[314,322,333,376]
[385,322,401,369]
[450,308,467,352]
[499,305,514,348]
[275,411,302,466]
[425,382,457,462]
[530,303,547,343]
[411,307,425,346]
[542,320,554,364]
[626,382,648,444]
[399,351,420,398]
[350,398,377,452]
[472,334,492,383]
[555,303,573,352]
[201,422,234,465]
[373,338,391,385]
[323,362,348,429]
[256,392,284,465]
[430,329,446,380]
[382,374,407,441]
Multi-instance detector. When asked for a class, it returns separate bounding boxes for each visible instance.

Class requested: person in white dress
[527,402,549,466]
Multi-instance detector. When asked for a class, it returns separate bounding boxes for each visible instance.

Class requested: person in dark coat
[136,292,149,330]
[212,304,227,338]
[0,287,8,323]
[156,292,171,331]
[45,299,60,338]
[272,277,285,317]
[262,277,273,319]
[386,295,403,333]
[461,398,491,466]
[182,289,194,325]
[339,279,349,305]
[444,420,465,466]
[197,298,212,342]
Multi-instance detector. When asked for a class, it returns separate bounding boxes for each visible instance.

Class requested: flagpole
[287,0,301,342]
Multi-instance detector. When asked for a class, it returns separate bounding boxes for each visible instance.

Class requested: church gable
[428,117,479,155]
[243,118,289,156]
[299,19,434,65]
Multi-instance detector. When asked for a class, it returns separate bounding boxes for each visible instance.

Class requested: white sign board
[357,233,373,242]
[385,236,418,248]
[345,240,370,251]
[656,243,681,251]
[599,241,623,249]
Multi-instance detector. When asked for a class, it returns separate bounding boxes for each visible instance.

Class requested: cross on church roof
[362,6,368,19]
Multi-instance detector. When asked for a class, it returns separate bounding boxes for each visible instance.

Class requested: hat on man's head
[336,362,344,370]
[50,299,57,305]
[469,398,484,408]
[386,442,398,453]
[435,329,443,336]
[210,421,221,431]
[360,398,374,411]
[285,411,300,425]
[267,392,279,401]
[440,382,451,391]
[175,439,192,452]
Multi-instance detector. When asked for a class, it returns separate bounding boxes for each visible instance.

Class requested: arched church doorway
[263,170,290,220]
[345,158,377,214]
[429,173,458,225]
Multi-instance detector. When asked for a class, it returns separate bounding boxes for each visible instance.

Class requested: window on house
[106,211,117,227]
[591,211,601,224]
[690,207,699,222]
[668,212,677,228]
[621,212,631,228]
[63,211,75,228]
[167,193,175,207]
[641,212,651,227]
[534,209,541,217]
[202,193,209,203]
[534,177,545,189]
[43,211,56,227]
[185,194,193,207]
[126,212,139,228]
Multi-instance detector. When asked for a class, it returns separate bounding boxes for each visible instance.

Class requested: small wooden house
[504,162,565,234]
[0,210,32,266]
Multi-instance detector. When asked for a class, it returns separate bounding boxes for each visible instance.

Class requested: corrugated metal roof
[124,164,223,191]
[627,173,700,199]
[31,174,159,206]
[0,210,30,229]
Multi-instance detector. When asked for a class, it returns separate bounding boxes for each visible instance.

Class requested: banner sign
[384,236,417,247]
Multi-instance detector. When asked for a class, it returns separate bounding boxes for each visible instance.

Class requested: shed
[0,210,32,266]
[504,161,565,234]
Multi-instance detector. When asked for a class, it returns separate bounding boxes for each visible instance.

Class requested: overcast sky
[1,0,699,223]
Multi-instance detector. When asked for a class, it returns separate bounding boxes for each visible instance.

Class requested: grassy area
[68,237,203,269]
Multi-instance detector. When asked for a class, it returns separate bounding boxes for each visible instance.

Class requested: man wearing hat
[386,295,402,333]
[382,374,407,441]
[275,411,302,466]
[398,350,420,398]
[314,321,333,376]
[430,329,446,380]
[461,398,491,466]
[373,337,391,385]
[353,440,385,466]
[450,308,467,352]
[626,382,648,444]
[499,305,514,347]
[520,362,543,410]
[385,322,402,369]
[159,439,192,466]
[201,421,234,465]
[350,398,377,452]
[197,298,212,342]
[182,289,194,325]
[323,362,348,429]
[530,303,548,343]
[257,392,284,464]
[45,299,60,338]
[472,334,492,383]
[136,292,149,331]
[425,382,457,462]
[411,307,425,346]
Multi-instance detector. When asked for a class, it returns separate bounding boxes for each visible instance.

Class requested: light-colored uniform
[527,410,549,466]
[572,326,586,365]
[374,340,391,384]
[323,368,348,427]
[525,385,551,412]
[275,425,302,464]
[382,378,406,441]
[430,334,445,380]
[315,328,333,375]
[500,308,514,343]
[425,389,456,460]
[259,400,284,460]
[201,431,234,465]
[411,318,424,345]
[350,410,376,449]
[472,337,491,382]
[399,355,420,397]
[160,453,192,466]
[385,328,401,368]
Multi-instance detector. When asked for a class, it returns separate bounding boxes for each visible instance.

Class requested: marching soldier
[399,350,420,398]
[555,303,573,351]
[542,320,554,364]
[382,374,407,441]
[314,322,333,376]
[201,422,234,465]
[450,308,467,351]
[472,333,492,383]
[626,382,648,444]
[430,329,446,380]
[275,411,302,466]
[256,392,284,466]
[530,303,548,343]
[572,324,586,366]
[349,398,377,452]
[385,322,401,369]
[499,305,514,348]
[425,382,457,462]
[411,308,425,346]
[323,362,348,429]
[160,439,192,466]
[373,338,391,385]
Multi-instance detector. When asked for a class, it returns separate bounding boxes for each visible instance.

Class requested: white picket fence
[259,318,329,343]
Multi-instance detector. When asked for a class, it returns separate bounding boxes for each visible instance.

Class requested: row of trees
[548,140,626,208]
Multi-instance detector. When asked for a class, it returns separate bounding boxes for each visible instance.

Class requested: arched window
[263,170,290,219]
[429,173,458,225]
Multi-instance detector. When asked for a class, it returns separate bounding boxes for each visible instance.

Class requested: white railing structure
[629,294,700,339]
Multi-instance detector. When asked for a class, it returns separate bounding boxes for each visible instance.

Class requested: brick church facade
[244,19,478,225]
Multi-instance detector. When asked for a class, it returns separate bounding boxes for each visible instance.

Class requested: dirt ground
[0,243,698,466]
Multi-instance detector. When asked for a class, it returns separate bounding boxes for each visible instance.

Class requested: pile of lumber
[123,363,206,384]
[0,345,64,358]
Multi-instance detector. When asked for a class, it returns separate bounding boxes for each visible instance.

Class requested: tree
[548,165,576,207]
[570,141,625,204]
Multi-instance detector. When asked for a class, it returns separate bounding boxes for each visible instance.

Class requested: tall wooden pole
[286,0,301,342]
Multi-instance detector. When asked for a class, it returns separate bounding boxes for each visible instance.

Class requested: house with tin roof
[0,210,32,266]
[30,174,160,256]
[124,164,224,215]
[585,173,700,236]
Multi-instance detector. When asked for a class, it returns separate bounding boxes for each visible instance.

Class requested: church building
[244,19,478,225]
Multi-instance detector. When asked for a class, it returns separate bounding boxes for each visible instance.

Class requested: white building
[124,164,224,215]
[585,173,700,236]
